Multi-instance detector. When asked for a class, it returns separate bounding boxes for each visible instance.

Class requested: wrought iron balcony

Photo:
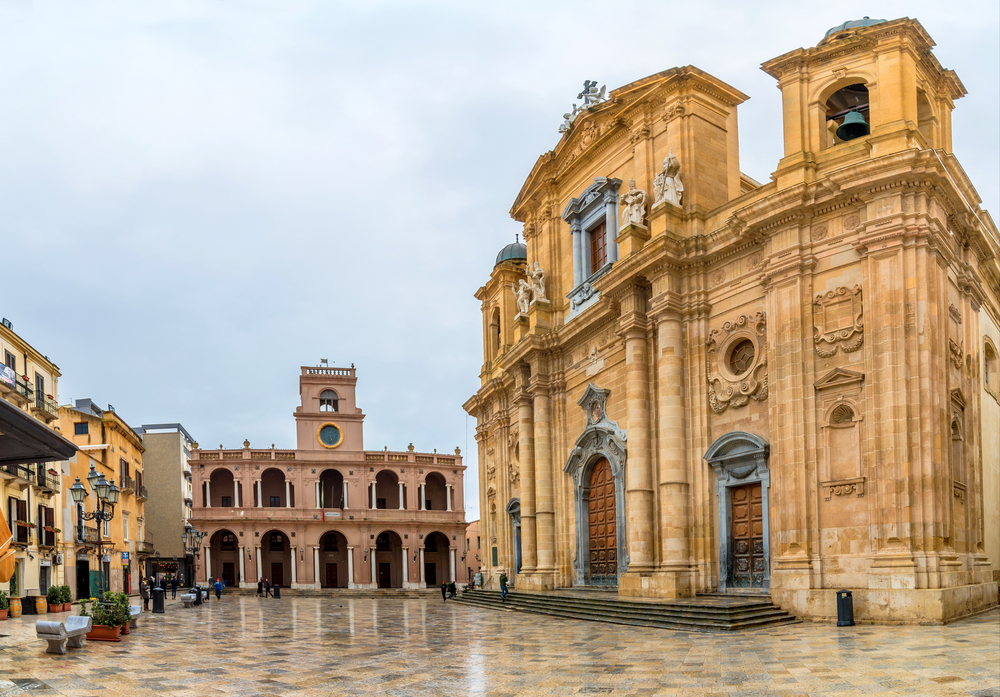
[137,540,155,555]
[120,475,135,493]
[0,463,35,482]
[136,485,148,501]
[10,376,33,405]
[77,525,100,545]
[30,394,58,422]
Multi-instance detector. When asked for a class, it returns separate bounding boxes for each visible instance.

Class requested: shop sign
[323,511,341,520]
[121,552,129,561]
[101,554,111,563]
[40,559,51,567]
[0,365,14,388]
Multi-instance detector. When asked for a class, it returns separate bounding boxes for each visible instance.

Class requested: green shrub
[60,585,72,605]
[0,591,8,610]
[46,586,60,603]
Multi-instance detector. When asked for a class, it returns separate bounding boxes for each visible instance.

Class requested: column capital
[649,291,683,322]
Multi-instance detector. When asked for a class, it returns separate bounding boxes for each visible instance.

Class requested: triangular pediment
[814,368,865,391]
[950,388,966,410]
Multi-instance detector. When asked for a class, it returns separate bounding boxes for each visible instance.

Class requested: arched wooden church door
[588,458,617,585]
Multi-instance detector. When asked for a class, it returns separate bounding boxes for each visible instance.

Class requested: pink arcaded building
[189,364,466,590]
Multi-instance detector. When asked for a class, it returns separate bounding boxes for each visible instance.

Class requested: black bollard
[273,585,281,599]
[836,589,854,626]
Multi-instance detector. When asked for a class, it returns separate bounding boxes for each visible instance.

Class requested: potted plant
[104,592,131,634]
[61,585,72,611]
[81,600,123,642]
[46,585,60,612]
[0,591,8,620]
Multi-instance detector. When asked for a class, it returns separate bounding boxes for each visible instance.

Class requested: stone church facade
[464,18,1000,622]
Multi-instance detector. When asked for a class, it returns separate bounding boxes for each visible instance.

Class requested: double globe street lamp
[69,464,120,599]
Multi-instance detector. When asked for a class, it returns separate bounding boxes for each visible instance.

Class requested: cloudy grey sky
[2,1,996,521]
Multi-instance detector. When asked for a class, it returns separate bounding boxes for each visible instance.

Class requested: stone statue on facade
[653,150,684,206]
[512,279,532,315]
[619,179,648,228]
[528,262,547,303]
[578,80,606,107]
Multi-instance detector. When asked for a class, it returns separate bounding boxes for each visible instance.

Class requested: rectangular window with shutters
[589,221,607,274]
[75,422,88,436]
[122,511,129,542]
[120,458,129,480]
[3,350,14,371]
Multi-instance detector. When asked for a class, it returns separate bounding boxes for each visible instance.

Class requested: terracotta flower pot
[120,622,130,635]
[0,609,8,620]
[86,624,121,642]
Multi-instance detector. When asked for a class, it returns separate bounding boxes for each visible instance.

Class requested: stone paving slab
[0,595,993,695]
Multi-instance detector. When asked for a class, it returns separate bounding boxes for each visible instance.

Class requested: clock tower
[294,364,365,452]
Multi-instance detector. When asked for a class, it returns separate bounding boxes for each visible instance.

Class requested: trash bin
[192,586,202,606]
[152,587,165,614]
[836,589,854,626]
[273,585,281,599]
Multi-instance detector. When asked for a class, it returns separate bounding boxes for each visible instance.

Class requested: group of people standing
[255,578,277,598]
[139,575,181,611]
[440,581,457,601]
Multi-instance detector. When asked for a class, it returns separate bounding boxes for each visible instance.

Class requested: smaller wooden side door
[325,563,338,588]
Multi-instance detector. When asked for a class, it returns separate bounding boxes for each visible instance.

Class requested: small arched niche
[319,390,339,413]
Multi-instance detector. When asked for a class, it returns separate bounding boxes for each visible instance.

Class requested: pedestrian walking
[140,577,150,611]
[441,582,447,602]
[256,577,264,597]
[171,576,178,599]
[265,579,272,598]
[499,572,508,602]
[448,582,456,599]
[214,577,223,601]
[159,576,168,592]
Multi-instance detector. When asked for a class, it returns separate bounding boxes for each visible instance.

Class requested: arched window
[490,308,501,355]
[984,340,998,390]
[320,390,338,412]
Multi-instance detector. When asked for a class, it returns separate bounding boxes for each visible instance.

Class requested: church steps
[455,590,799,632]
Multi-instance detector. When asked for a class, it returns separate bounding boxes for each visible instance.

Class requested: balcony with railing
[137,540,155,555]
[33,464,59,492]
[9,376,33,406]
[39,526,57,548]
[77,525,99,545]
[136,485,148,501]
[120,475,135,494]
[30,394,59,422]
[0,463,35,484]
[11,521,34,547]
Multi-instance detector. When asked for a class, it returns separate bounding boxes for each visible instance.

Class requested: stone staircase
[454,588,799,632]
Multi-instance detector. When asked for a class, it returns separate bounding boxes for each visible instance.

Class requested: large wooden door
[729,483,765,588]
[378,562,391,588]
[587,458,617,585]
[424,563,436,586]
[222,563,235,587]
[271,563,284,588]
[325,563,338,588]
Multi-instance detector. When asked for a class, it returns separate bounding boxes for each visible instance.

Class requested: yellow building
[465,17,998,623]
[59,400,149,599]
[0,317,68,606]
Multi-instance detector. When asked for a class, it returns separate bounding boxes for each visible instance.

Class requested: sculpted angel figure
[619,178,648,228]
[528,261,547,302]
[512,279,532,315]
[653,150,684,206]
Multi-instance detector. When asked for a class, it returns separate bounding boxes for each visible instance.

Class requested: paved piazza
[0,596,994,696]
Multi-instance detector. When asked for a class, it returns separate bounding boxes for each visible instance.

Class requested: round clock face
[318,424,343,448]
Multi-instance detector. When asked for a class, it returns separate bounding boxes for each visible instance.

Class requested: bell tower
[762,17,966,188]
[295,363,365,452]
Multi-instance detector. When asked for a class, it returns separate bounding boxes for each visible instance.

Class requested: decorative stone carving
[949,339,964,370]
[949,303,962,324]
[662,103,685,121]
[652,151,684,206]
[706,312,768,413]
[578,79,606,107]
[953,482,966,504]
[564,383,629,585]
[748,251,765,269]
[619,179,648,228]
[512,279,532,315]
[813,286,864,357]
[528,262,547,303]
[812,225,828,241]
[822,477,865,501]
[571,282,597,310]
[710,269,726,287]
[844,213,861,230]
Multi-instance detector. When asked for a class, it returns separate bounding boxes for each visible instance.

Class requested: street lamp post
[181,525,206,587]
[69,464,120,600]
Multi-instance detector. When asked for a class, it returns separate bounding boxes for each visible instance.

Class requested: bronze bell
[836,110,870,141]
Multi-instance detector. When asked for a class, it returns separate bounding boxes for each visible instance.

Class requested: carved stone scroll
[813,286,864,357]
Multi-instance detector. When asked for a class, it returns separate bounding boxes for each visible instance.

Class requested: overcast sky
[2,1,996,521]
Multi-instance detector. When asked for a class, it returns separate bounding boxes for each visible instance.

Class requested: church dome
[823,17,887,39]
[495,241,527,267]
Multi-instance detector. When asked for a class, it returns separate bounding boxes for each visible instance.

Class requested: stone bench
[180,593,196,608]
[129,605,141,629]
[36,616,92,655]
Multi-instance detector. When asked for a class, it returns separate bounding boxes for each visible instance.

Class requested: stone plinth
[616,223,650,257]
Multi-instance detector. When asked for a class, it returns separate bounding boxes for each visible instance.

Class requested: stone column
[420,484,426,511]
[313,547,320,587]
[291,549,297,586]
[399,482,405,510]
[343,484,348,510]
[620,290,657,593]
[517,392,538,574]
[238,545,246,586]
[449,547,456,583]
[652,293,692,596]
[604,191,619,263]
[402,547,409,587]
[255,480,262,508]
[369,552,376,587]
[370,482,377,509]
[419,547,425,586]
[255,544,262,582]
[571,221,583,286]
[347,546,355,589]
[234,478,239,508]
[315,481,321,509]
[205,480,211,508]
[285,480,292,508]
[533,383,555,581]
[446,485,453,512]
[205,548,212,580]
